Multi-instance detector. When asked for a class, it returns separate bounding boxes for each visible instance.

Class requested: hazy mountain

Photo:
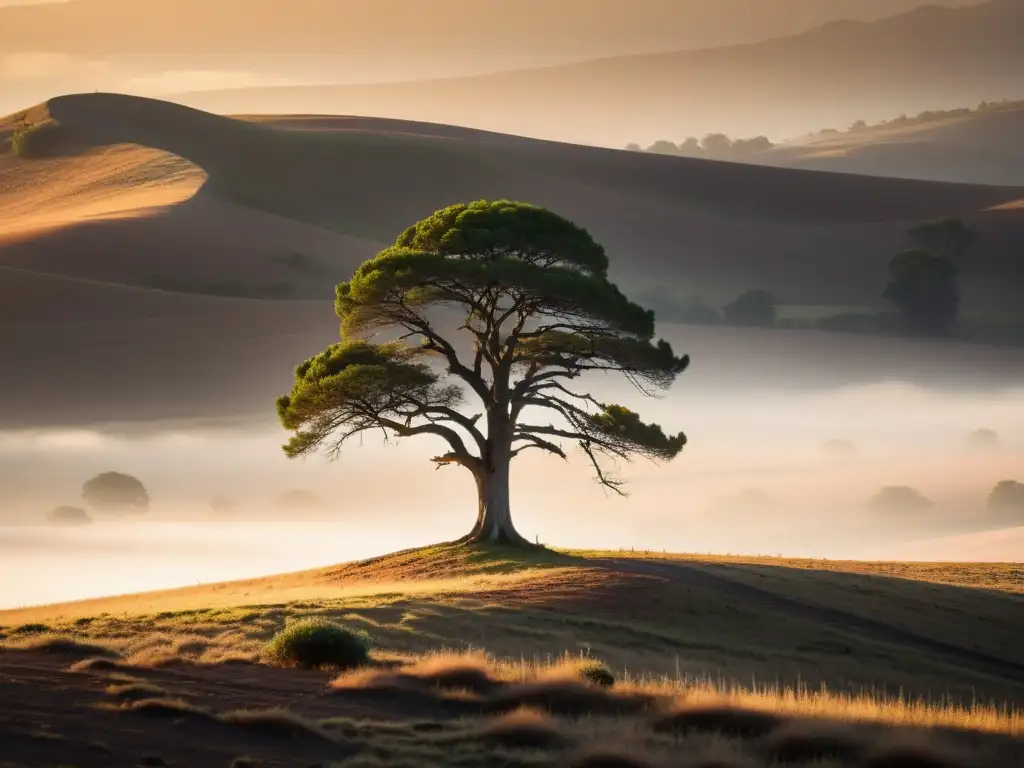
[0,0,977,116]
[171,0,1024,145]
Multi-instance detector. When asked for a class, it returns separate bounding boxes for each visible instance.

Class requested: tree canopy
[81,472,149,514]
[277,200,689,544]
[883,249,959,336]
[908,217,976,263]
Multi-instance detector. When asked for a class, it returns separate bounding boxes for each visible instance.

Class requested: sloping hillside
[2,93,1023,429]
[764,100,1024,185]
[172,0,1024,144]
[5,93,1023,308]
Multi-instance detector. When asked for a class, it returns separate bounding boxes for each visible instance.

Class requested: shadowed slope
[764,101,1024,186]
[17,92,1024,310]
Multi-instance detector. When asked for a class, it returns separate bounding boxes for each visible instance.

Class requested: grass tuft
[472,708,574,750]
[6,633,118,659]
[104,682,173,702]
[402,653,505,694]
[488,680,653,717]
[762,722,866,763]
[120,697,214,721]
[68,657,125,673]
[219,708,335,742]
[264,618,371,669]
[651,704,784,738]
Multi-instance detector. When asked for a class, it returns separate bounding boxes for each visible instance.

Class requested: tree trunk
[465,421,531,547]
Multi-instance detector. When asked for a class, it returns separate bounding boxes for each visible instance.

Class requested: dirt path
[593,558,1024,685]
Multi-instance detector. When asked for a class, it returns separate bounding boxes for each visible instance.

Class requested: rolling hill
[762,100,1024,185]
[171,0,1024,146]
[2,92,1023,429]
[0,545,1022,768]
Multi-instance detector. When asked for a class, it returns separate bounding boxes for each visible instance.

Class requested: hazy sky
[0,1,980,102]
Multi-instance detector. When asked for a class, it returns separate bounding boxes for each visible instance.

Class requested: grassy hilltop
[1,544,1022,767]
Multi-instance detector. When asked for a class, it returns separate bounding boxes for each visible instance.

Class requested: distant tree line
[625,97,1022,158]
[626,133,774,160]
[636,216,982,342]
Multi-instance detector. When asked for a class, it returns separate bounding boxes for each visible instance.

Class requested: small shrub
[47,505,92,526]
[577,661,615,688]
[12,623,50,635]
[264,618,371,669]
[9,121,59,158]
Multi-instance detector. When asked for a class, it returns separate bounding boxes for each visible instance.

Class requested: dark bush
[264,618,371,669]
[987,480,1024,514]
[577,661,615,688]
[47,505,92,526]
[82,472,149,514]
[866,486,934,513]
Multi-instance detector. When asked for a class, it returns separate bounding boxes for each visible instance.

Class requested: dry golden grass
[3,545,1022,757]
[570,550,1024,595]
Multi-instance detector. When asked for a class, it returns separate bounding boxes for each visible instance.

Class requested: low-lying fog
[1,379,1021,610]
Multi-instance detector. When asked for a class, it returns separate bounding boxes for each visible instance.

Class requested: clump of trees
[636,287,777,328]
[626,133,775,160]
[276,200,689,545]
[82,472,149,514]
[866,486,934,513]
[47,505,92,527]
[908,217,976,265]
[987,480,1024,515]
[883,249,960,336]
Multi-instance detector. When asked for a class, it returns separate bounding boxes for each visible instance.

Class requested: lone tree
[987,480,1024,515]
[82,471,149,514]
[883,249,959,336]
[277,200,689,545]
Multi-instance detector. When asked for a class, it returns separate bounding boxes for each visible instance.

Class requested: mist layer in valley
[2,361,1021,610]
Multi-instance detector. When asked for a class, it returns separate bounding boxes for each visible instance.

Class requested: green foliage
[883,249,959,336]
[8,118,61,159]
[82,472,149,513]
[10,124,38,156]
[277,339,461,458]
[264,618,371,669]
[586,404,686,462]
[279,200,689,533]
[722,289,778,327]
